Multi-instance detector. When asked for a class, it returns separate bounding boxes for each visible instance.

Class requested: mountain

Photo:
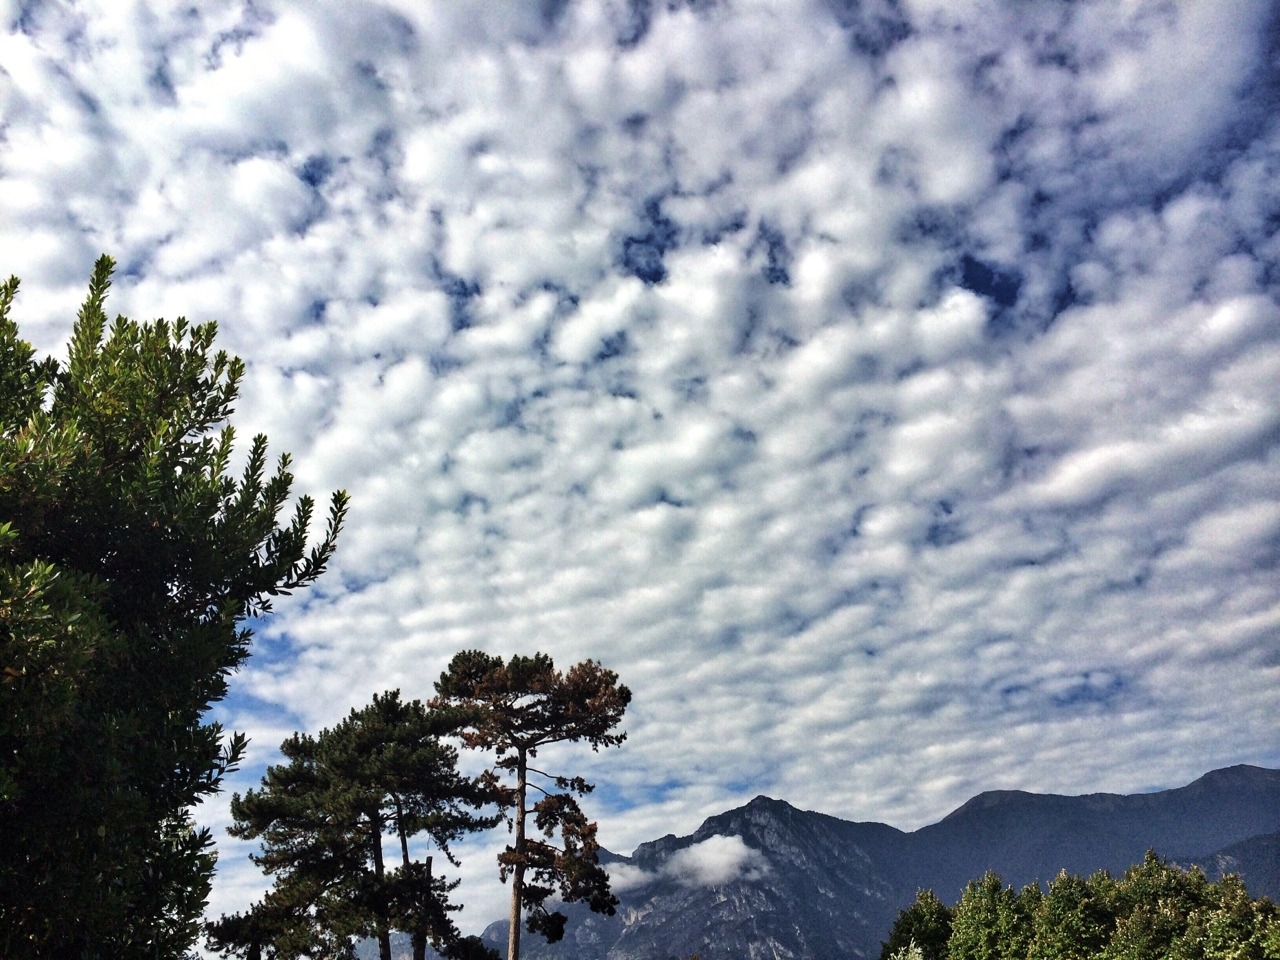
[900,764,1280,898]
[1181,828,1280,900]
[480,765,1280,960]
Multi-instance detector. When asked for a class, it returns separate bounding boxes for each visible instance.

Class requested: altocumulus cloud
[2,0,1279,934]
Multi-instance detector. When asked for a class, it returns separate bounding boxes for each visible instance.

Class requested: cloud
[666,835,771,888]
[609,835,770,892]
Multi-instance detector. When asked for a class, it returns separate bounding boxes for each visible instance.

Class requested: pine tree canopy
[432,651,631,960]
[208,691,501,960]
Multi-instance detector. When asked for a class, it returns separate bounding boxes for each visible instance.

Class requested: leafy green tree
[208,691,499,960]
[948,872,1035,960]
[1168,872,1280,960]
[1263,906,1280,960]
[1102,852,1213,960]
[932,852,1279,960]
[882,889,954,960]
[0,257,347,958]
[1015,883,1045,951]
[432,651,632,960]
[1030,869,1117,960]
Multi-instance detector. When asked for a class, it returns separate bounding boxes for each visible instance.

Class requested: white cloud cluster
[666,835,771,888]
[610,835,770,892]
[2,0,1278,935]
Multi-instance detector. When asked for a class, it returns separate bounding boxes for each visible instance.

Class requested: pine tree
[432,651,631,960]
[209,691,499,960]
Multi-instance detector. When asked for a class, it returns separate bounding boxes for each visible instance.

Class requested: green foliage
[1167,873,1280,960]
[1101,852,1210,960]
[1030,869,1117,960]
[881,889,953,960]
[947,872,1036,960]
[0,257,348,958]
[1101,853,1280,960]
[432,651,632,960]
[209,691,499,960]
[888,853,1280,960]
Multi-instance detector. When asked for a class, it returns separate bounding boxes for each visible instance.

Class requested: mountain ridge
[485,764,1280,960]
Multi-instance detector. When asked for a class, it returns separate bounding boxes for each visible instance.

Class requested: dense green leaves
[1029,869,1116,960]
[209,691,499,960]
[948,872,1039,960]
[885,853,1280,960]
[433,651,631,960]
[880,889,952,960]
[0,257,347,958]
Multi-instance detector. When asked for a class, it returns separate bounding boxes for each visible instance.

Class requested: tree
[918,853,1279,960]
[432,651,632,960]
[1030,869,1117,960]
[0,257,347,958]
[948,872,1036,960]
[1102,852,1213,960]
[1169,872,1280,960]
[208,691,500,960]
[882,889,953,960]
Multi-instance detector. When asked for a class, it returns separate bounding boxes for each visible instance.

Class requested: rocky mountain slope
[1181,828,1280,902]
[479,765,1280,960]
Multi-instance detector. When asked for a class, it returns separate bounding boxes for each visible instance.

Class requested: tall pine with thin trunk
[432,651,631,960]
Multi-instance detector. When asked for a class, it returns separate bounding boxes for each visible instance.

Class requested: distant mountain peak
[745,793,787,809]
[1187,764,1280,788]
[490,765,1280,960]
[939,788,1040,819]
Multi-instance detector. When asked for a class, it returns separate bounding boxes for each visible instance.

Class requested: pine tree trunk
[507,751,528,960]
[394,798,431,960]
[371,813,392,960]
[412,857,432,960]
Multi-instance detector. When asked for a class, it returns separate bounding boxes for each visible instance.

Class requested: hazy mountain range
[473,765,1280,960]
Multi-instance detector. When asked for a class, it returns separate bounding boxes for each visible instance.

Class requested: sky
[3,0,1280,936]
